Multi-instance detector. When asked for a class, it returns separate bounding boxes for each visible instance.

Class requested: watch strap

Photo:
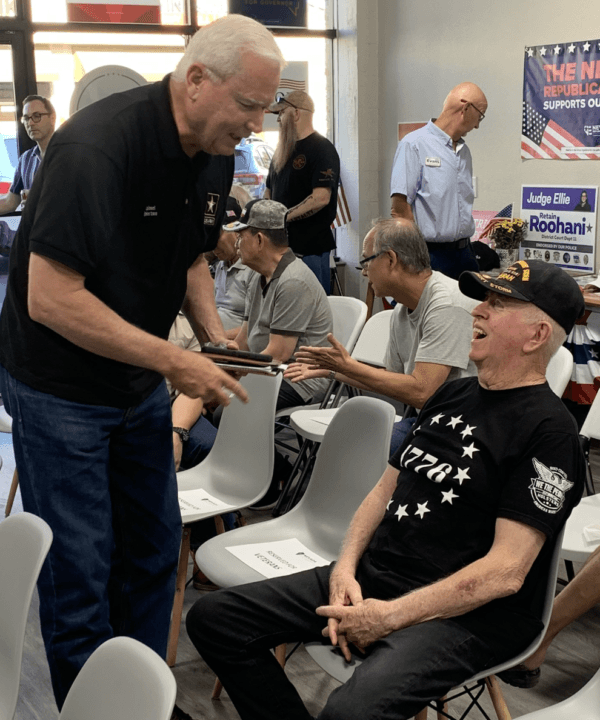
[172,426,190,443]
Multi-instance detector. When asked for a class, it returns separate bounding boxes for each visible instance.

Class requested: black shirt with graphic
[266,131,339,256]
[357,377,585,642]
[0,75,233,408]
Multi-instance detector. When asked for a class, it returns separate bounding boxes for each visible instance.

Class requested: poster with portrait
[520,184,597,273]
[522,39,600,159]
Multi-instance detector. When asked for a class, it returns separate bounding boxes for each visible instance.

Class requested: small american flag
[521,102,600,160]
[331,180,351,230]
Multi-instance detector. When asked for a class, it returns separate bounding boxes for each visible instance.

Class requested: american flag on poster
[331,180,351,230]
[522,39,600,160]
[66,0,161,23]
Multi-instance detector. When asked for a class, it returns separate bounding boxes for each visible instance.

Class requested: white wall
[376,0,600,223]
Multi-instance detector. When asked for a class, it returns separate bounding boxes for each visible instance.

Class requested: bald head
[437,82,487,141]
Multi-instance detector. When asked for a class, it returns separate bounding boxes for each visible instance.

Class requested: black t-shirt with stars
[357,377,585,638]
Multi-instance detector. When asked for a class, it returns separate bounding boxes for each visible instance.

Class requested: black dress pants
[185,564,532,720]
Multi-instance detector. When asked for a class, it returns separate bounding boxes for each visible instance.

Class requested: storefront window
[0,0,16,17]
[34,32,185,125]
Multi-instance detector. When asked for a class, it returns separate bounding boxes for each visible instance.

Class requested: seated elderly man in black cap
[185,260,586,720]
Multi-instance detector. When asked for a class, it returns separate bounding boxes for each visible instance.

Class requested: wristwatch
[172,426,190,443]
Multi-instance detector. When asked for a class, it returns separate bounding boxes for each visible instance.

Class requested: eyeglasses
[21,112,51,124]
[359,251,385,269]
[274,91,298,111]
[462,100,485,122]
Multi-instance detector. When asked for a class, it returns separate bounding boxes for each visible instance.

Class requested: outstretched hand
[284,362,329,384]
[295,334,352,374]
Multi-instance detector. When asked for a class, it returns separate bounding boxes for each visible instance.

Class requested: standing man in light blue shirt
[390,82,487,279]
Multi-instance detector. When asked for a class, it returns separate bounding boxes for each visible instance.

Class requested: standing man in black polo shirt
[265,90,339,294]
[0,14,283,709]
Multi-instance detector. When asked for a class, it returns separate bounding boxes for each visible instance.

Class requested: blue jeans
[428,243,479,280]
[0,365,181,708]
[301,251,331,295]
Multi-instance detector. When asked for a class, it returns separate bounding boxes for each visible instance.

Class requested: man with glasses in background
[264,90,339,294]
[390,82,487,280]
[0,95,56,215]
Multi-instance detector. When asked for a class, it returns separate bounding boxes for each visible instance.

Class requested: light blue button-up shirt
[390,120,475,243]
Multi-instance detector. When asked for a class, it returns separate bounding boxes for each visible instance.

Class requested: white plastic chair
[0,406,11,433]
[274,310,394,515]
[513,665,600,720]
[59,637,176,720]
[305,526,566,720]
[275,295,368,422]
[196,395,396,587]
[546,346,573,398]
[0,512,53,720]
[167,371,282,665]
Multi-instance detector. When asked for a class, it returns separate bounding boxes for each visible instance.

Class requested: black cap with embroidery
[459,260,585,334]
[223,196,242,226]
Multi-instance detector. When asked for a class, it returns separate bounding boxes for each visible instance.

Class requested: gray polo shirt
[245,249,333,401]
[385,271,477,409]
[214,258,256,331]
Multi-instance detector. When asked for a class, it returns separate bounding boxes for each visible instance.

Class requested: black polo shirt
[0,74,233,408]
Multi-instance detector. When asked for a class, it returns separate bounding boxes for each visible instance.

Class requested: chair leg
[414,707,428,719]
[4,468,19,518]
[212,677,224,700]
[485,675,512,720]
[274,643,287,667]
[167,526,191,667]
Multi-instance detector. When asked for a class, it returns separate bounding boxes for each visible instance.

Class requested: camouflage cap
[223,199,287,232]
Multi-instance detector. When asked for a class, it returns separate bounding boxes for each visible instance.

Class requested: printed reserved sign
[226,538,329,578]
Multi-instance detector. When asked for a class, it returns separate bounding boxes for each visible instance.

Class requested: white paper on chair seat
[226,539,330,578]
[313,414,404,428]
[178,489,235,520]
[583,523,600,544]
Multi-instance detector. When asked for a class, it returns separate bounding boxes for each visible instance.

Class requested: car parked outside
[233,135,274,200]
[0,132,18,195]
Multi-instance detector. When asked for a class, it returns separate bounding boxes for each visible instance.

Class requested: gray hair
[172,14,285,82]
[371,218,431,274]
[523,304,567,364]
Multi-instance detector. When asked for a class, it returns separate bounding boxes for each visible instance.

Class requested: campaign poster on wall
[228,0,306,27]
[66,0,160,23]
[520,185,597,273]
[522,39,600,159]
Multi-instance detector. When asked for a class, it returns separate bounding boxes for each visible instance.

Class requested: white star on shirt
[454,467,471,485]
[414,502,430,519]
[462,443,480,459]
[583,42,591,52]
[447,415,463,429]
[441,489,459,504]
[526,47,534,57]
[540,46,547,56]
[386,499,394,511]
[431,413,445,424]
[553,45,562,55]
[591,349,599,359]
[568,43,576,53]
[395,504,409,521]
[460,424,476,439]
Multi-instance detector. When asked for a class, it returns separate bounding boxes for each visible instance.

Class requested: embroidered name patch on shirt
[425,157,441,167]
